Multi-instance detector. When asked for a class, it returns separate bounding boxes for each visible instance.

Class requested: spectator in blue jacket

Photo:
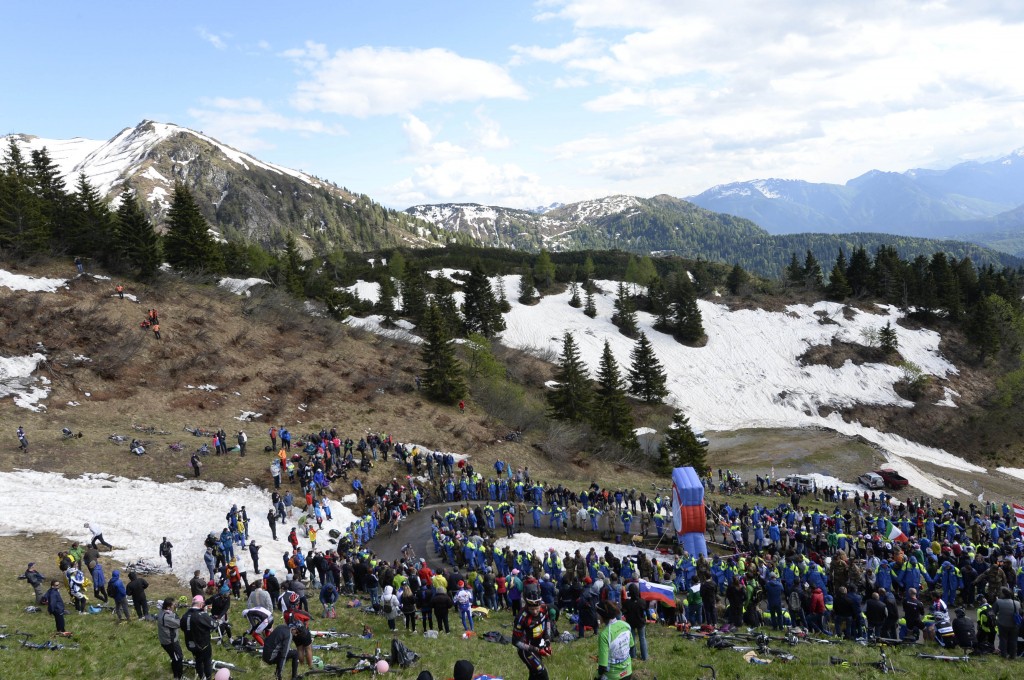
[764,574,785,630]
[108,569,131,623]
[44,580,66,633]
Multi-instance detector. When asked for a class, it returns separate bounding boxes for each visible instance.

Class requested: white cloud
[520,1,1024,192]
[285,43,528,117]
[196,27,229,51]
[187,98,344,152]
[509,36,600,65]
[469,109,510,150]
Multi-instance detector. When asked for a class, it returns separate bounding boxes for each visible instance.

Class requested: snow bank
[219,277,270,296]
[0,470,357,584]
[0,268,67,292]
[0,353,50,411]
[495,532,667,566]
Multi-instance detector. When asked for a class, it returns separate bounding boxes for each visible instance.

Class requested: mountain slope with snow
[4,121,455,254]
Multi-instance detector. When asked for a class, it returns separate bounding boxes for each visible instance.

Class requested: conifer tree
[433,277,463,338]
[519,269,537,304]
[67,172,116,265]
[826,249,852,301]
[726,263,749,295]
[593,340,637,448]
[281,235,305,297]
[164,182,223,272]
[420,303,467,405]
[113,188,160,279]
[659,410,708,476]
[878,322,899,356]
[964,294,1000,362]
[583,286,597,318]
[568,281,582,308]
[377,274,397,322]
[582,255,596,290]
[612,282,639,337]
[0,139,46,257]
[668,274,705,343]
[496,277,512,313]
[462,263,505,338]
[846,246,872,297]
[628,332,668,403]
[401,265,428,324]
[30,147,70,253]
[533,249,556,291]
[546,332,592,422]
[785,252,803,286]
[802,250,823,289]
[388,250,406,279]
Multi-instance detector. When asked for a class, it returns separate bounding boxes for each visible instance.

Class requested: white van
[780,475,814,494]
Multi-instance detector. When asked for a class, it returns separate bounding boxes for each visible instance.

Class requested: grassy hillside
[1,264,1022,678]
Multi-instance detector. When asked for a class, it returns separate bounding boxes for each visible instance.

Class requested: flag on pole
[884,520,909,543]
[1013,503,1024,533]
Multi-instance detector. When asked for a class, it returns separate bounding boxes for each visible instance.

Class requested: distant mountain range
[406,195,1021,278]
[5,121,1022,274]
[685,149,1024,254]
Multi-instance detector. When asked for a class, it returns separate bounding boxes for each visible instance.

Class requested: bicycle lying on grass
[829,645,906,674]
[298,649,390,677]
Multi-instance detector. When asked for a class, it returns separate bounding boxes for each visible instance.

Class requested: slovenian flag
[884,520,909,543]
[638,579,675,606]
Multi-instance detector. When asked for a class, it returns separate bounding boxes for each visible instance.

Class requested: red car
[875,469,909,490]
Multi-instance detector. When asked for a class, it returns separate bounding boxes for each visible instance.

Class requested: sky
[3,1,1024,210]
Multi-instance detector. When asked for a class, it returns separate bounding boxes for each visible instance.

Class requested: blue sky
[4,1,1024,209]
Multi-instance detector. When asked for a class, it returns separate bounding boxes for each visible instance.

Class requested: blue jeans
[630,625,648,660]
[460,608,473,631]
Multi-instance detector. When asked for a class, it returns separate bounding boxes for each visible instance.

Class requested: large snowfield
[0,267,1019,578]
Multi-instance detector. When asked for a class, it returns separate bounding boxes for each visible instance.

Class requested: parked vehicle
[694,432,710,447]
[858,472,885,489]
[779,475,814,494]
[875,469,909,489]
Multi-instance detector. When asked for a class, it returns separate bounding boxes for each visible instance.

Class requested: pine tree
[669,274,704,343]
[826,250,852,301]
[420,303,467,404]
[964,294,1000,362]
[377,274,397,322]
[612,282,638,337]
[388,250,406,280]
[0,138,46,257]
[67,173,116,265]
[496,277,512,313]
[433,278,463,339]
[281,235,305,297]
[726,264,749,295]
[582,255,596,289]
[401,265,428,324]
[878,322,899,356]
[785,252,803,286]
[802,250,823,289]
[533,249,556,291]
[113,188,160,279]
[568,281,582,308]
[546,332,592,422]
[659,410,708,476]
[462,263,505,338]
[519,269,537,304]
[164,182,223,272]
[592,341,637,448]
[846,246,872,297]
[29,147,70,253]
[628,332,668,403]
[583,286,597,318]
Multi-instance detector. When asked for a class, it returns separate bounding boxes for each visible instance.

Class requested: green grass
[2,535,1018,680]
